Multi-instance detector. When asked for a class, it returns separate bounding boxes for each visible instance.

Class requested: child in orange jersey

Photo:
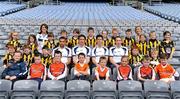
[74,53,90,80]
[95,56,110,80]
[48,51,67,80]
[117,56,133,81]
[154,54,179,83]
[27,54,46,83]
[138,55,155,82]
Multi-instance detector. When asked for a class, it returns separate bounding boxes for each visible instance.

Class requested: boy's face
[99,59,107,67]
[150,32,156,39]
[53,56,61,63]
[48,36,54,41]
[59,39,66,47]
[142,60,150,67]
[132,49,139,55]
[34,56,41,64]
[115,38,122,46]
[24,48,31,54]
[88,30,94,37]
[160,59,167,66]
[73,32,79,37]
[54,53,61,58]
[42,49,49,56]
[96,37,103,46]
[121,57,129,66]
[13,53,21,61]
[112,30,118,37]
[78,55,85,63]
[8,47,15,54]
[126,31,132,37]
[78,37,86,46]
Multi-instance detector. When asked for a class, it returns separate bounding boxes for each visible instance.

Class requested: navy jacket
[2,59,27,79]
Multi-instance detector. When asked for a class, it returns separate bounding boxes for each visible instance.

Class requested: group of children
[2,23,178,84]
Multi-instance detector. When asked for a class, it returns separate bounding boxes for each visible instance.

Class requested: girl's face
[78,55,85,63]
[164,33,171,40]
[34,56,41,64]
[150,32,156,39]
[13,53,21,62]
[41,25,47,34]
[99,59,107,67]
[24,48,31,54]
[121,57,128,66]
[135,27,142,35]
[142,60,150,67]
[48,36,54,41]
[29,36,35,43]
[73,32,79,38]
[12,33,18,40]
[132,49,139,55]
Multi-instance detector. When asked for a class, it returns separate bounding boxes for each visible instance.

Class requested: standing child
[95,56,110,80]
[154,54,179,83]
[41,45,52,68]
[27,54,46,83]
[44,32,56,50]
[137,55,156,82]
[86,27,96,48]
[160,31,175,60]
[7,32,21,50]
[101,30,109,47]
[48,51,67,80]
[27,34,38,54]
[74,53,90,80]
[137,34,149,56]
[148,31,160,53]
[68,28,80,48]
[117,56,133,81]
[23,45,33,67]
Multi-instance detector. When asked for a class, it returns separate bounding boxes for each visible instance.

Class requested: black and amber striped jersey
[44,40,56,49]
[41,55,52,68]
[108,36,116,47]
[23,53,33,67]
[160,40,175,58]
[3,53,13,65]
[86,37,96,48]
[148,39,160,51]
[68,36,78,48]
[7,40,21,50]
[137,41,149,55]
[129,54,142,65]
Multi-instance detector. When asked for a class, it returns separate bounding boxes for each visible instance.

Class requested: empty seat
[118,80,144,99]
[66,80,90,99]
[92,80,117,99]
[39,80,65,99]
[144,80,171,99]
[0,80,12,99]
[170,81,180,99]
[11,80,39,99]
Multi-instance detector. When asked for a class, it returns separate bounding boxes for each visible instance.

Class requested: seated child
[95,56,110,80]
[74,53,90,80]
[138,55,156,82]
[154,54,179,83]
[117,56,133,81]
[48,51,67,80]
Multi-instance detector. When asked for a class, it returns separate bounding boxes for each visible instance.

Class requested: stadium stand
[0,2,26,16]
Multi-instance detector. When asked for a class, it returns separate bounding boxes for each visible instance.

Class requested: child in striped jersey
[95,56,110,80]
[22,45,33,68]
[148,31,160,53]
[3,44,15,67]
[44,32,56,50]
[74,53,90,80]
[86,27,96,48]
[27,34,38,54]
[68,28,80,48]
[41,45,52,68]
[117,56,133,81]
[136,34,149,56]
[7,32,21,51]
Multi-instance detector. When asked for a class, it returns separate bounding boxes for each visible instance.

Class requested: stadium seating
[0,80,12,99]
[0,2,26,16]
[170,81,180,99]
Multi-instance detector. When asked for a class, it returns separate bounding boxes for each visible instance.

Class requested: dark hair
[87,27,94,32]
[60,30,67,34]
[159,54,167,60]
[42,45,49,50]
[27,34,38,47]
[48,32,54,37]
[40,23,48,34]
[23,45,30,50]
[96,34,103,39]
[121,55,129,61]
[78,34,86,40]
[54,50,62,56]
[99,56,107,62]
[13,51,22,56]
[34,53,41,58]
[163,31,171,37]
[73,28,80,34]
[115,36,122,41]
[135,26,142,31]
[142,55,151,62]
[59,36,67,41]
[78,53,85,58]
[126,29,132,32]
